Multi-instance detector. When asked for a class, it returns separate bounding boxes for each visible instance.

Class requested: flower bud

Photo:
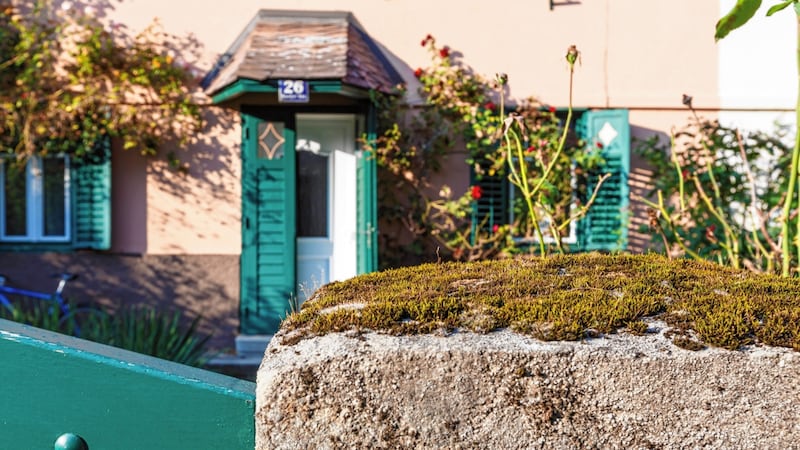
[495,73,508,86]
[565,45,579,66]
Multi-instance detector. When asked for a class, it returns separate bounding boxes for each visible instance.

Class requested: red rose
[705,224,717,242]
[470,185,482,200]
[485,101,495,111]
[439,46,450,58]
[595,141,604,149]
[526,145,535,154]
[492,224,499,234]
[548,106,556,113]
[414,68,423,78]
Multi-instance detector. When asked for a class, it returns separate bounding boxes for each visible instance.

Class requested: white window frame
[0,155,71,243]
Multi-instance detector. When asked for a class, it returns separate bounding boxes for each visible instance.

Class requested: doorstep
[205,334,273,381]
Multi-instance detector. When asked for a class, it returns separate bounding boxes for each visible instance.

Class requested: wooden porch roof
[203,10,403,96]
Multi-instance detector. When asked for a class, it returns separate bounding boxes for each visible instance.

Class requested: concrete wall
[257,330,800,449]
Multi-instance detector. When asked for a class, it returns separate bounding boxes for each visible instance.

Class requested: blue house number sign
[278,80,309,103]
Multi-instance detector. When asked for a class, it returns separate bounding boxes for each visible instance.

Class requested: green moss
[281,253,800,351]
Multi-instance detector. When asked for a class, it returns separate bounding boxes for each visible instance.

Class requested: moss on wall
[283,253,800,351]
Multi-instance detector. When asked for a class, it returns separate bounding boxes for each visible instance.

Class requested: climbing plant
[0,0,202,161]
[712,0,800,275]
[635,106,792,273]
[362,36,603,266]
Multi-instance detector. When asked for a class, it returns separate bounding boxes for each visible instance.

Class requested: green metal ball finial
[54,433,89,450]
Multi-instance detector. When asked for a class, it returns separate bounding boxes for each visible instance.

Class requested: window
[0,139,111,250]
[472,109,631,252]
[0,155,71,242]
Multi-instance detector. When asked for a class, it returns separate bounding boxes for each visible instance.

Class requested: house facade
[0,0,794,352]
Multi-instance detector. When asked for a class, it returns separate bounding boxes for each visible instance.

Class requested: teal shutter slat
[72,138,111,250]
[357,108,378,273]
[471,169,507,232]
[575,109,630,252]
[240,112,296,335]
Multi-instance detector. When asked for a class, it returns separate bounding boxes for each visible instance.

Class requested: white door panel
[295,114,357,303]
[332,150,357,281]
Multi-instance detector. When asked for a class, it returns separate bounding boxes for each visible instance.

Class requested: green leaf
[715,0,762,41]
[766,0,793,16]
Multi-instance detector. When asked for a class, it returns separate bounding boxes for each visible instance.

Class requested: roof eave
[211,79,369,106]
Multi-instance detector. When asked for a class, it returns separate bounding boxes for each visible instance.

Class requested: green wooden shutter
[471,166,508,233]
[574,109,630,252]
[357,108,378,274]
[72,138,111,250]
[240,111,296,335]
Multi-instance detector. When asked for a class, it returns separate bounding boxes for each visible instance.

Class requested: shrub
[0,300,212,367]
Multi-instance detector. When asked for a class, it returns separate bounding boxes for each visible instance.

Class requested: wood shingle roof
[204,10,402,96]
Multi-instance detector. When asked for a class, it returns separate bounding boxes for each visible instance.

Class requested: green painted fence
[0,318,255,449]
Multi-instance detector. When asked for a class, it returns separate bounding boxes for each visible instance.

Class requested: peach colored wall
[145,108,242,254]
[98,0,724,255]
[104,0,720,108]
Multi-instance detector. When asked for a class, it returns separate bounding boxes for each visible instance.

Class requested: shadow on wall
[0,252,239,352]
[146,107,242,254]
[52,0,243,255]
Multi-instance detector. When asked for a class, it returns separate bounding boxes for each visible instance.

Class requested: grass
[282,252,800,351]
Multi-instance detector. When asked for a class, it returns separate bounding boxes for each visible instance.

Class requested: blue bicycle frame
[0,275,72,316]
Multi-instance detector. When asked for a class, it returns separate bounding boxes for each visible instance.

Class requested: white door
[295,114,358,303]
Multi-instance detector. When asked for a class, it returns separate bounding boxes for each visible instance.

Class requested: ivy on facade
[0,0,202,162]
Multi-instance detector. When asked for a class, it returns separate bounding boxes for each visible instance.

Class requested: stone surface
[256,323,800,450]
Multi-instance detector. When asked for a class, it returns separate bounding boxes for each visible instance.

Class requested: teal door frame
[357,106,378,274]
[240,104,378,335]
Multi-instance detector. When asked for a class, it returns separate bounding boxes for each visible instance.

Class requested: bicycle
[0,273,99,337]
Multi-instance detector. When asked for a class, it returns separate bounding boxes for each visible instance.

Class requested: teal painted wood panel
[0,319,254,449]
[72,139,111,250]
[575,109,631,252]
[240,112,297,334]
[357,107,378,274]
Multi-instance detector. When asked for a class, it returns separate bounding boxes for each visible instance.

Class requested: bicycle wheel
[58,303,107,338]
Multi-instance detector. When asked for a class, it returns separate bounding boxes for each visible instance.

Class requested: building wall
[717,0,796,131]
[94,0,726,256]
[0,252,239,351]
[144,108,242,255]
[8,1,789,349]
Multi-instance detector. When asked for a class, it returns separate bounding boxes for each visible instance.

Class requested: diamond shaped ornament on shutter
[598,121,618,147]
[258,122,285,159]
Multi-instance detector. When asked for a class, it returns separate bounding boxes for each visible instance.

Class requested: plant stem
[533,65,574,196]
[782,14,800,277]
